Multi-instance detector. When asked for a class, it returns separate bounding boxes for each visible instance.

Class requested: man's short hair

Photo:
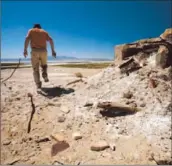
[33,24,42,29]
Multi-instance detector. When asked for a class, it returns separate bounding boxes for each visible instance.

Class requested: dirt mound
[64,63,171,160]
[62,29,172,163]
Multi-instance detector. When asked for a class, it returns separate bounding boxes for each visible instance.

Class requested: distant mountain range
[1,56,113,62]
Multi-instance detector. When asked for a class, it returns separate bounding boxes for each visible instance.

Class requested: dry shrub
[75,72,83,78]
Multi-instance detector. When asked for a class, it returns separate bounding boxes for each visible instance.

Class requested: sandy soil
[1,66,171,165]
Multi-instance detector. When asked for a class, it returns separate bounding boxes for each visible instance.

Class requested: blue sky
[1,1,171,59]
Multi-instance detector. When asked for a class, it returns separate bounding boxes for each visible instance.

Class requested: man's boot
[41,65,49,82]
[36,82,42,93]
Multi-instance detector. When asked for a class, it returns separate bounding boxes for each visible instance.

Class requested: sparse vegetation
[56,62,112,69]
[75,72,83,78]
[1,62,112,69]
[1,62,25,67]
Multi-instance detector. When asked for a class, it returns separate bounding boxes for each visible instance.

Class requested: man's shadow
[39,86,74,99]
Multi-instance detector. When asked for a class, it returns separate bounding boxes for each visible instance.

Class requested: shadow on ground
[40,86,74,98]
[100,108,136,117]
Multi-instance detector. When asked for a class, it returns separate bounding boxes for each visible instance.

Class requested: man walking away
[23,24,56,92]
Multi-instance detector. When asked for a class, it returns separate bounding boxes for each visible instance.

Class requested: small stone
[78,122,82,127]
[140,77,145,81]
[90,141,109,151]
[31,161,36,164]
[72,132,82,140]
[12,150,18,155]
[140,97,144,101]
[125,101,130,105]
[140,103,146,107]
[123,91,133,99]
[118,130,125,135]
[53,98,58,102]
[53,161,64,165]
[129,103,137,108]
[22,137,27,143]
[28,137,32,141]
[15,97,21,101]
[3,140,11,145]
[35,137,50,143]
[8,98,13,102]
[58,116,66,123]
[60,106,70,114]
[84,102,93,107]
[66,124,72,129]
[51,134,65,142]
[148,78,157,88]
[95,119,99,122]
[47,102,56,106]
[104,117,108,120]
[27,93,33,97]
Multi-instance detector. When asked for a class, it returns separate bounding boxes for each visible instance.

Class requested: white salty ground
[1,65,171,165]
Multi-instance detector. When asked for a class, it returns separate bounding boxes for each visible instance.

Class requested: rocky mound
[62,28,172,163]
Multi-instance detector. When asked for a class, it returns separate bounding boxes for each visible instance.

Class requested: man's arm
[24,30,31,57]
[46,33,56,57]
[24,37,30,51]
[49,39,55,52]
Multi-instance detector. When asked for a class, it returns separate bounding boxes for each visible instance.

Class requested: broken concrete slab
[114,29,172,70]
